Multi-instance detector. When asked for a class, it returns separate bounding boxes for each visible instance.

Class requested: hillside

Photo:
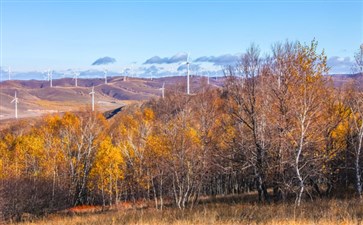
[0,75,224,120]
[0,73,361,121]
[329,73,363,89]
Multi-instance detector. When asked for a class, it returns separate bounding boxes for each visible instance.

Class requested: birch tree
[347,45,363,196]
[288,40,328,205]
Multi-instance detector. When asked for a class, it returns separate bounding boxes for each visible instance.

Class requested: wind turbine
[130,64,134,78]
[150,69,154,80]
[46,69,53,87]
[103,68,108,84]
[160,82,165,99]
[7,66,11,81]
[89,86,95,111]
[11,91,19,119]
[123,68,128,81]
[73,71,80,87]
[186,53,190,95]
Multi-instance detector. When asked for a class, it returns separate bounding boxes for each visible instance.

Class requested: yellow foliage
[91,136,125,194]
[143,108,155,122]
[187,127,201,146]
[146,134,171,159]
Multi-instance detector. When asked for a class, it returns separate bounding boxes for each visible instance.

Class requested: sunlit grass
[15,198,363,225]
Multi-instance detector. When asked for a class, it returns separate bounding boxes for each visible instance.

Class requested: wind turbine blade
[89,86,95,94]
[11,91,17,103]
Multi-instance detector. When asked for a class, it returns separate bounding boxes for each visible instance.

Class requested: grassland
[13,197,363,225]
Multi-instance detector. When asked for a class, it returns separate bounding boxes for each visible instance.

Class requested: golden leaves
[90,136,125,193]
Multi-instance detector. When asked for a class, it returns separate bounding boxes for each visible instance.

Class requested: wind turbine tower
[123,68,127,81]
[8,66,11,81]
[11,91,19,119]
[186,53,190,95]
[47,69,53,87]
[160,82,165,99]
[103,69,108,84]
[89,86,95,111]
[73,71,80,87]
[131,64,134,78]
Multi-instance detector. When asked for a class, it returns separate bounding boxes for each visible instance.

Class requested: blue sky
[0,0,362,79]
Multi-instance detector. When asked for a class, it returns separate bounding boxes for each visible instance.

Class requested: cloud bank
[327,56,354,74]
[194,54,239,66]
[177,64,201,72]
[144,52,188,64]
[92,57,116,66]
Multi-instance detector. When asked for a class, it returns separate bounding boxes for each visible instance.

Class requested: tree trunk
[295,144,304,206]
[355,132,362,197]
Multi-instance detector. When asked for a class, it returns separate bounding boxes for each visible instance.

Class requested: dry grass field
[12,197,363,225]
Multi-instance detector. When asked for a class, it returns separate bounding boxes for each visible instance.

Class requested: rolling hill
[0,75,224,121]
[0,73,360,121]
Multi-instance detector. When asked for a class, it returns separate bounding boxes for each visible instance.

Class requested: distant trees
[1,41,363,221]
[353,44,363,74]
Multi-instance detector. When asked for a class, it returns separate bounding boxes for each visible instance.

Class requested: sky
[0,0,362,80]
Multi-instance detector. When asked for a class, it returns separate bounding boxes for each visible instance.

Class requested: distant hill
[329,73,363,89]
[0,75,224,120]
[0,73,360,121]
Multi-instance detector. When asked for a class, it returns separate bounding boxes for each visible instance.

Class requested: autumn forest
[1,41,363,222]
